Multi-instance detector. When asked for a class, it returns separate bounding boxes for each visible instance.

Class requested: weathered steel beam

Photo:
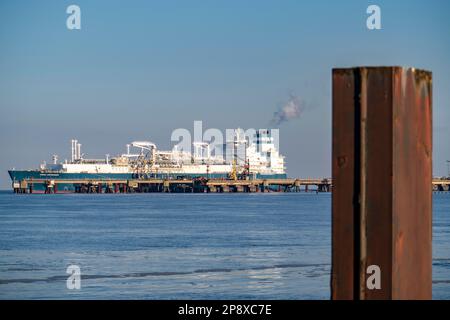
[331,67,432,300]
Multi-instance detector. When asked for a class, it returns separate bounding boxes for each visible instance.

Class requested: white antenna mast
[71,139,78,162]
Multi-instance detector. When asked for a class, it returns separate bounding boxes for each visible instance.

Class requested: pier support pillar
[262,181,269,193]
[20,180,28,194]
[163,180,170,193]
[331,67,432,300]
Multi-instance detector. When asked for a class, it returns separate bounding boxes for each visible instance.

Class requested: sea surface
[0,191,448,300]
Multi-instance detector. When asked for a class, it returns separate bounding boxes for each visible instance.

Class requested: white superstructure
[43,129,286,177]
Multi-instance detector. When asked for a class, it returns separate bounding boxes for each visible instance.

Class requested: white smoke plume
[270,94,304,126]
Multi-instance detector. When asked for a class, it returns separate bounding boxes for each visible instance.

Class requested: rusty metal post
[331,67,432,300]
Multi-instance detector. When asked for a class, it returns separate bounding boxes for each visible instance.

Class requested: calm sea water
[0,191,448,300]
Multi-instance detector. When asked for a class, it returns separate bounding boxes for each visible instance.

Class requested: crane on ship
[128,141,156,179]
[229,159,238,180]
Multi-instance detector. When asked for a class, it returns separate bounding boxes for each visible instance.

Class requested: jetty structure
[8,129,332,194]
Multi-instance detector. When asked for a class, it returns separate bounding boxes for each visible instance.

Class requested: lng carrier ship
[8,129,287,193]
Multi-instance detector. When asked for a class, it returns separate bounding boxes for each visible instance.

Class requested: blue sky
[0,0,449,188]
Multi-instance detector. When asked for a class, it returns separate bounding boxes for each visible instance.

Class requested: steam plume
[270,94,304,126]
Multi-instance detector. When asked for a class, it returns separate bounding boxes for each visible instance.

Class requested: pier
[433,178,450,192]
[12,178,332,194]
[12,177,450,194]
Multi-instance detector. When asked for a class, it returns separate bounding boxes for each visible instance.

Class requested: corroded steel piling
[331,67,432,300]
